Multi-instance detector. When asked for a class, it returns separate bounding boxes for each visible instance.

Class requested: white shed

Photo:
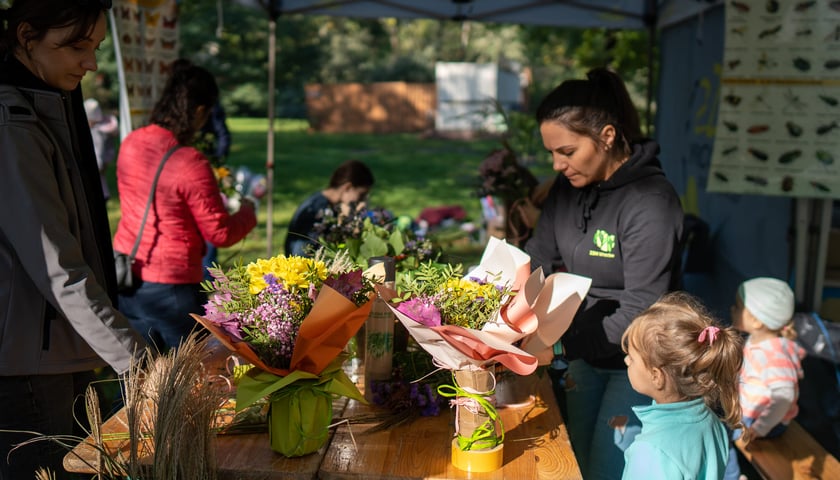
[434,62,521,133]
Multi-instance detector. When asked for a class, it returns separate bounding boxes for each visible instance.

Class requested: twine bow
[698,326,721,346]
[437,384,504,451]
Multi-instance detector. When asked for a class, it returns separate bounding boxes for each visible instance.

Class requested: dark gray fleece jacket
[525,140,684,368]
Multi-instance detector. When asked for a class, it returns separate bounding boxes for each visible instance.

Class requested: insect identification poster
[707,0,840,198]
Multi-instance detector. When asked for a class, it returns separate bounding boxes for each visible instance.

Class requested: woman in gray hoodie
[525,67,684,480]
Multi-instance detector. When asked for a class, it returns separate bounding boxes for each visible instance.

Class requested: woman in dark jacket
[525,67,684,480]
[0,1,145,477]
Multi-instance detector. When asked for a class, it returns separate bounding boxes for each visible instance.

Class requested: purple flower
[324,270,364,301]
[396,298,441,327]
[203,293,244,340]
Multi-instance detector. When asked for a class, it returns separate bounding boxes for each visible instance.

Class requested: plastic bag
[794,312,840,366]
[114,251,135,292]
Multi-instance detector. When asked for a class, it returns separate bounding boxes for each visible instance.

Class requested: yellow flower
[214,166,231,181]
[246,255,328,294]
[442,278,498,301]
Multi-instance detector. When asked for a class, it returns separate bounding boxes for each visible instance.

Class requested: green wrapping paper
[268,384,333,456]
[235,355,365,457]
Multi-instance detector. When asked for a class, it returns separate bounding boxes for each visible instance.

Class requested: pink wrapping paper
[380,238,592,374]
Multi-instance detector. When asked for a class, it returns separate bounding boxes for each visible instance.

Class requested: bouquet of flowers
[376,237,591,472]
[312,202,437,276]
[477,148,538,206]
[193,250,380,457]
[210,165,267,214]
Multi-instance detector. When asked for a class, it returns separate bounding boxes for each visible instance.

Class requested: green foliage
[228,83,269,117]
[313,205,437,275]
[200,260,258,313]
[394,261,512,330]
[396,261,465,300]
[506,111,541,159]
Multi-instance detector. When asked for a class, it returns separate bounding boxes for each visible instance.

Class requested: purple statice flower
[368,379,393,406]
[243,302,299,369]
[409,383,442,417]
[237,288,304,369]
[421,383,442,416]
[397,298,441,327]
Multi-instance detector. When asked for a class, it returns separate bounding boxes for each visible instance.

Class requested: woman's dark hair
[328,159,374,189]
[536,67,642,157]
[149,58,219,145]
[0,0,108,55]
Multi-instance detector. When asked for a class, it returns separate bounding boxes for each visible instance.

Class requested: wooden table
[65,348,580,480]
[322,375,581,480]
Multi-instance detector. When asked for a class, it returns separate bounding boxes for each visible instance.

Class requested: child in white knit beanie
[723,277,807,480]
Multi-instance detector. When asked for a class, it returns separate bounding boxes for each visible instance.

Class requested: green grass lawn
[106,118,554,267]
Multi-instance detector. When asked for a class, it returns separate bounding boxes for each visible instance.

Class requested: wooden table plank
[64,341,344,480]
[321,375,581,480]
[215,433,324,480]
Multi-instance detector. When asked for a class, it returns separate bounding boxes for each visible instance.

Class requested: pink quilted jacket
[113,125,256,284]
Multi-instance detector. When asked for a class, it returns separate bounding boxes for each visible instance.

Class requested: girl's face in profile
[17,12,106,91]
[540,121,617,188]
[624,344,657,399]
[339,185,369,205]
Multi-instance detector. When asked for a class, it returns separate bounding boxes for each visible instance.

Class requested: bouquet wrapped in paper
[377,237,590,472]
[194,251,380,457]
[379,237,591,374]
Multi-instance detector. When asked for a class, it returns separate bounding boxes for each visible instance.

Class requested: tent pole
[795,198,809,307]
[813,199,833,312]
[265,13,277,257]
[644,1,656,136]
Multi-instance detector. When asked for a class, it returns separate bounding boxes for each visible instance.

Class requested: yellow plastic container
[450,439,504,473]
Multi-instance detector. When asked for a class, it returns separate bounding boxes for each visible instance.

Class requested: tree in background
[90,0,656,121]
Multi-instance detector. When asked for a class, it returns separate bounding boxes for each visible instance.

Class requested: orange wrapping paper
[192,286,373,377]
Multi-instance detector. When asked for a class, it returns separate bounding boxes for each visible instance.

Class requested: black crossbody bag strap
[128,145,182,259]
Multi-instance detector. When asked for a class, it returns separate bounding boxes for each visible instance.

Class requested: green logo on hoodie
[590,229,616,258]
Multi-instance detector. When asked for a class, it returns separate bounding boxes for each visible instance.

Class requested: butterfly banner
[110,0,180,134]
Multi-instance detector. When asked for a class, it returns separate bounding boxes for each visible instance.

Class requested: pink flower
[397,298,441,327]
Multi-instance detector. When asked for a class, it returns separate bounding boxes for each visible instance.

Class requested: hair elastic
[698,325,720,346]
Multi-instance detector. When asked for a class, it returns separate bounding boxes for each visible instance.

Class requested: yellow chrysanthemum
[437,278,504,329]
[214,166,231,181]
[246,255,328,294]
[442,278,499,301]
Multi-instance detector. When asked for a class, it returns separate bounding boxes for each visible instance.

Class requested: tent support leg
[265,16,277,257]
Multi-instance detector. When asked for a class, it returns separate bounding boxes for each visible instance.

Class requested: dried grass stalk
[10,332,226,479]
[34,467,55,480]
[123,332,227,480]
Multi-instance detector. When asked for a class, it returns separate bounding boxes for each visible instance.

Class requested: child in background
[725,277,806,480]
[84,98,119,202]
[621,292,744,480]
[284,159,374,257]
